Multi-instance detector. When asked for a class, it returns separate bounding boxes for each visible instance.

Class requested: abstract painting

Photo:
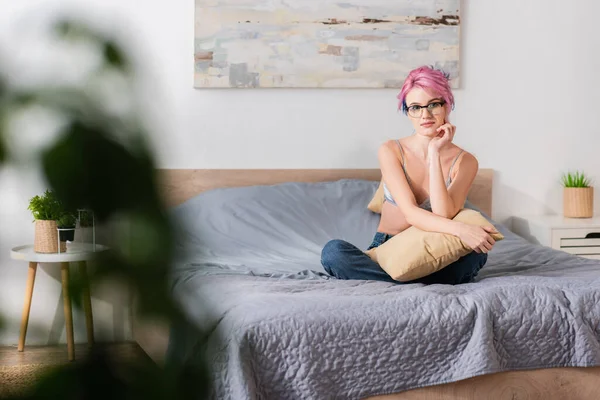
[194,0,460,88]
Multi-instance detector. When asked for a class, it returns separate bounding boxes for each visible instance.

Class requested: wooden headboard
[156,169,493,217]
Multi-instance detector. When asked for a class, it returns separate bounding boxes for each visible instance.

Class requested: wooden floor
[0,342,157,399]
[0,342,150,366]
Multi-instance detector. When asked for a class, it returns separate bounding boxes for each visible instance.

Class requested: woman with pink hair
[321,65,497,284]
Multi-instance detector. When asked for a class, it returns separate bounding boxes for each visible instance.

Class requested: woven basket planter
[563,187,594,218]
[34,220,66,253]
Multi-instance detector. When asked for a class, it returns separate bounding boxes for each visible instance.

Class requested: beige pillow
[364,209,504,282]
[367,180,385,214]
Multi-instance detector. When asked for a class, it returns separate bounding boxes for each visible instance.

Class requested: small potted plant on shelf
[57,211,77,243]
[28,190,64,253]
[561,171,594,218]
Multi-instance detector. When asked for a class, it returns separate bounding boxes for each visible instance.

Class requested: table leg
[61,262,75,361]
[18,262,37,352]
[79,261,94,347]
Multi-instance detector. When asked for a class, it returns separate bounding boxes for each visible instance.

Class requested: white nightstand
[512,215,600,260]
[10,243,109,361]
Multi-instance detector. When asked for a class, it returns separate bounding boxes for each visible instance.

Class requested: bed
[132,169,600,400]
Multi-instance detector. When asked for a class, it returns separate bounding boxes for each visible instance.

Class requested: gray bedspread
[166,180,600,400]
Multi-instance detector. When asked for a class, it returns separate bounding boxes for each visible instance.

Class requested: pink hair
[397,66,454,118]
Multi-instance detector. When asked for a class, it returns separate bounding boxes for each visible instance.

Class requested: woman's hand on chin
[428,122,455,152]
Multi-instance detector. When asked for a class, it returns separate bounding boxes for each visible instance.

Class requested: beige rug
[0,364,62,398]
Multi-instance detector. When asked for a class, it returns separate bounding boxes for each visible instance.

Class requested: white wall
[0,0,599,346]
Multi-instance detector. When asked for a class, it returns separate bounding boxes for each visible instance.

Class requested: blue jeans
[321,232,488,285]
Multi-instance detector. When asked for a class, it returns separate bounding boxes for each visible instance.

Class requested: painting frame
[194,0,461,89]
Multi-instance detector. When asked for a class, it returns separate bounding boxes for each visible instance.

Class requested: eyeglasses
[406,101,446,118]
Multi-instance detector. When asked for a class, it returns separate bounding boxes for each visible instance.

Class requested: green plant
[27,189,63,221]
[561,171,592,188]
[57,211,77,228]
[28,189,77,227]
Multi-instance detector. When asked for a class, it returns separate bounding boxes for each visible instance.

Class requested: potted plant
[561,171,594,218]
[57,211,77,242]
[28,190,63,253]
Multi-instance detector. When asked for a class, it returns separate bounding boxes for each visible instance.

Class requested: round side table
[10,243,109,361]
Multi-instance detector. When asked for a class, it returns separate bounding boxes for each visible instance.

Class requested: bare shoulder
[380,139,398,150]
[378,139,401,157]
[458,148,478,166]
[452,147,479,177]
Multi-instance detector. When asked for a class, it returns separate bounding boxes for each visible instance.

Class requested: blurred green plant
[0,78,6,163]
[0,17,210,400]
[561,171,592,188]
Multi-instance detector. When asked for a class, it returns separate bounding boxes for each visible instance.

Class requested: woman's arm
[428,150,478,218]
[378,142,462,236]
